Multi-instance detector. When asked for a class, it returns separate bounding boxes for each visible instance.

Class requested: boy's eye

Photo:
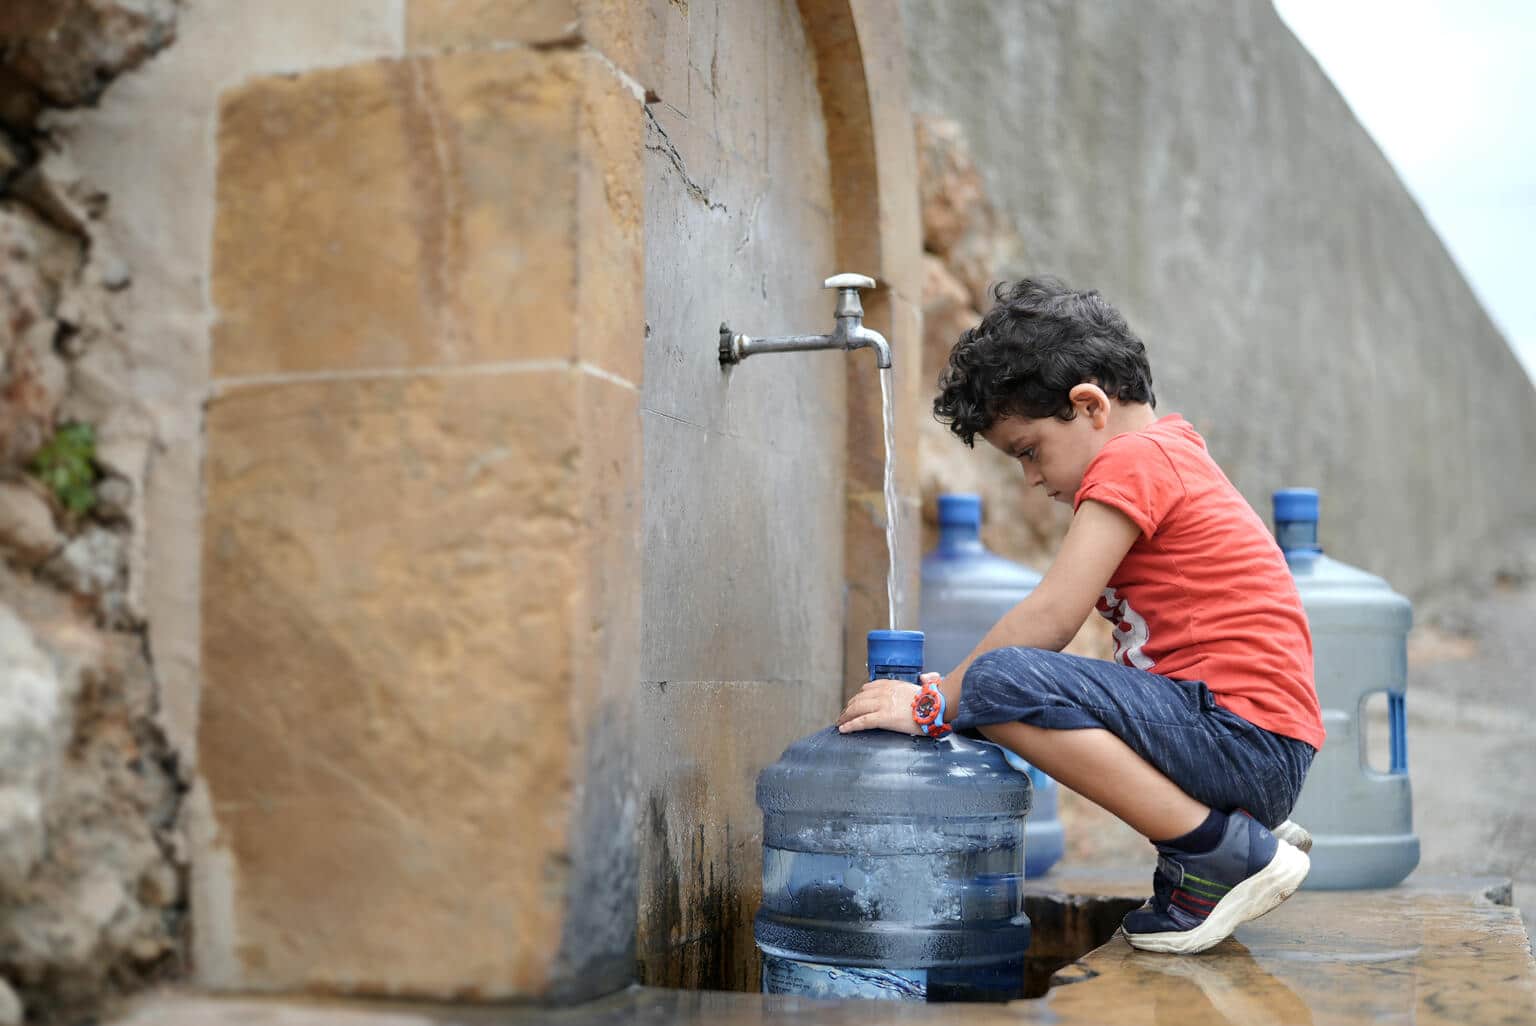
[1018,447,1036,462]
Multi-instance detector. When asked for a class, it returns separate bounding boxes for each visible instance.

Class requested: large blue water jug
[1274,488,1419,889]
[920,494,1064,878]
[754,630,1033,1001]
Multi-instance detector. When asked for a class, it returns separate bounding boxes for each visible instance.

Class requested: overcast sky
[1274,0,1536,386]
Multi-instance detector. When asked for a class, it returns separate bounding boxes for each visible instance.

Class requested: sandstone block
[200,369,623,997]
[576,52,643,389]
[407,0,577,48]
[406,0,647,87]
[213,50,641,384]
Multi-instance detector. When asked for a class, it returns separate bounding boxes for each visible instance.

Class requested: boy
[837,277,1323,954]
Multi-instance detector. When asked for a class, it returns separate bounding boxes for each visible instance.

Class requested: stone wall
[0,3,187,1023]
[19,0,1528,1019]
[2,0,922,1015]
[5,0,650,1011]
[196,13,646,1003]
[903,0,1536,598]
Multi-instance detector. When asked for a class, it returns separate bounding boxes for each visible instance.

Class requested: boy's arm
[937,498,1141,709]
[838,499,1140,735]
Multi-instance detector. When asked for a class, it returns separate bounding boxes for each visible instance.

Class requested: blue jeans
[953,647,1315,830]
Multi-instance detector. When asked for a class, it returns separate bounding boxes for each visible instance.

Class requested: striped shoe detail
[1160,858,1232,921]
[1170,888,1217,916]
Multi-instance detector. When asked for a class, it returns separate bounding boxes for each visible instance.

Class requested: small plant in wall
[29,422,98,517]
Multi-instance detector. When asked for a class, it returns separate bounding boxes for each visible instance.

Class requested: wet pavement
[114,870,1534,1025]
[1033,870,1535,1025]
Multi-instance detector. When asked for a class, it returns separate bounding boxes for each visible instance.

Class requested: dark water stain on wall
[638,791,761,992]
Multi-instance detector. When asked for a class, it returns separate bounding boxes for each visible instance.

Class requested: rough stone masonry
[0,3,186,1023]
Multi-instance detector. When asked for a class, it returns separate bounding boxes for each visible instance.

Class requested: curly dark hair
[933,276,1156,446]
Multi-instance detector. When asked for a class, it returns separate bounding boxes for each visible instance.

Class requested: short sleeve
[1073,433,1184,539]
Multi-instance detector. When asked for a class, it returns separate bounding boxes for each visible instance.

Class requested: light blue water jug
[920,494,1064,878]
[754,630,1033,1001]
[1274,488,1419,889]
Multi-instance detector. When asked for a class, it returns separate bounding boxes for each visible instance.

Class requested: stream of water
[879,366,901,630]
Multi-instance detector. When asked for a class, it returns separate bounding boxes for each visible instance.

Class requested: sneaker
[1271,818,1313,853]
[1122,810,1310,954]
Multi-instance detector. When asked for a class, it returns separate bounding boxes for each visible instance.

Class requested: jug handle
[1388,691,1408,774]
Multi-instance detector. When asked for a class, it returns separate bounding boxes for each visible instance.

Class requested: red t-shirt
[1073,414,1325,749]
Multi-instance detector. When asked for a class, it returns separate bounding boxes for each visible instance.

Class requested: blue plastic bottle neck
[1272,489,1322,560]
[1276,518,1322,557]
[937,521,986,556]
[867,629,924,683]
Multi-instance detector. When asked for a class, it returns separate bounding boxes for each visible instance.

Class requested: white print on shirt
[1096,587,1154,670]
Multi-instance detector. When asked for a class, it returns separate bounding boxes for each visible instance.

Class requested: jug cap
[938,493,982,527]
[867,629,924,678]
[1273,488,1319,523]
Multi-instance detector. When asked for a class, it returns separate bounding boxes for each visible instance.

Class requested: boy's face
[980,398,1111,505]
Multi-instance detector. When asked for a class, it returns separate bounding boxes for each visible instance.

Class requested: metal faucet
[719,273,891,369]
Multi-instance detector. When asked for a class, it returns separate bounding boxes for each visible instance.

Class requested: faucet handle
[823,273,876,291]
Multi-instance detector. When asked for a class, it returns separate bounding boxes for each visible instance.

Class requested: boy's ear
[1068,383,1112,428]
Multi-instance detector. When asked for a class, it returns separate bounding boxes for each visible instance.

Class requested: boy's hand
[837,673,940,734]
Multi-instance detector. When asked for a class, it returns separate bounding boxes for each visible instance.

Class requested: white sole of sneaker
[1124,842,1311,954]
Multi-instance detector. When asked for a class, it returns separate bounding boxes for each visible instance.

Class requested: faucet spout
[849,325,891,369]
[718,272,892,369]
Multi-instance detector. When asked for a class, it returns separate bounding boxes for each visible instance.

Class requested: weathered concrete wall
[903,0,1536,597]
[635,0,924,992]
[637,0,842,991]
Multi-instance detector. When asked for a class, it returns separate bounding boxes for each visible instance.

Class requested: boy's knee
[963,646,1053,691]
[962,649,1011,691]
